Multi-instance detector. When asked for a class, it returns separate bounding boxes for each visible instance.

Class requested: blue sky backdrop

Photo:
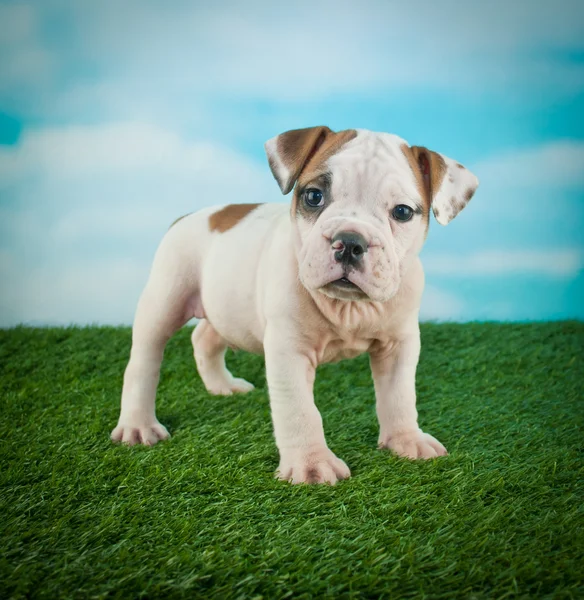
[0,0,583,326]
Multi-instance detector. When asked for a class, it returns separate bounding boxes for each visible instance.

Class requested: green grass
[1,322,583,599]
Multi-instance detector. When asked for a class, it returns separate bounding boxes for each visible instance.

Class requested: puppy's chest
[316,335,381,364]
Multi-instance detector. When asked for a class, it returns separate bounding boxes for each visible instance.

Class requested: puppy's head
[265,127,478,303]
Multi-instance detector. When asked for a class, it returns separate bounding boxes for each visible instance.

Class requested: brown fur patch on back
[209,203,262,233]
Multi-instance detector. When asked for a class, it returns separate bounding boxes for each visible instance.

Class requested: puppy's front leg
[264,326,350,485]
[370,333,448,459]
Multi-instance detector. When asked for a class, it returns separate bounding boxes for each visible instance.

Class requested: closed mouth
[321,277,368,299]
[331,277,360,290]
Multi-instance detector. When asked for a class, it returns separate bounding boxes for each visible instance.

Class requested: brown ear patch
[270,126,333,194]
[401,144,427,208]
[401,144,447,206]
[209,203,262,233]
[277,127,330,176]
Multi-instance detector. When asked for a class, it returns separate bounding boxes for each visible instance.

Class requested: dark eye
[303,188,324,208]
[391,204,414,222]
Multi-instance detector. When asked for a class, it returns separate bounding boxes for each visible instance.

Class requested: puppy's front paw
[111,419,170,446]
[380,430,447,459]
[277,448,351,485]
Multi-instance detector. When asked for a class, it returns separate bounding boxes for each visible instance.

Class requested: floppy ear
[409,146,479,225]
[264,126,333,194]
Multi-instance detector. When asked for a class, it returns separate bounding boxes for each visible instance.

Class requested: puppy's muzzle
[331,232,368,269]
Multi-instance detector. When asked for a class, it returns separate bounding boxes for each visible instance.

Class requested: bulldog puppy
[111,127,478,484]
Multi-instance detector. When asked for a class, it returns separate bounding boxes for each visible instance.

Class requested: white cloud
[419,285,465,321]
[71,0,584,91]
[0,121,275,236]
[0,254,147,326]
[2,0,583,119]
[423,250,583,278]
[473,141,584,189]
[0,121,278,326]
[437,140,584,233]
[0,122,266,181]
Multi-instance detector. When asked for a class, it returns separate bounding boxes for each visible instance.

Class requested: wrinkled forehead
[325,130,419,201]
[296,130,421,206]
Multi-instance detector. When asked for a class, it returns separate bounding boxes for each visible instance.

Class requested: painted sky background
[0,0,583,326]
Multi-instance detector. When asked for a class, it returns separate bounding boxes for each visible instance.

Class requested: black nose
[332,232,368,267]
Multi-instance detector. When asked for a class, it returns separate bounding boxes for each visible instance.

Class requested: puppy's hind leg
[111,234,197,446]
[192,320,254,395]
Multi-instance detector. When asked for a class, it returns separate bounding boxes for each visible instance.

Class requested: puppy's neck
[306,288,386,334]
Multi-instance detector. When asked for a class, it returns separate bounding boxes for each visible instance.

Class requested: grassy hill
[1,322,583,598]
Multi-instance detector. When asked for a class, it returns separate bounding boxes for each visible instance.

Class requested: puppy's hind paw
[205,377,255,396]
[230,377,255,394]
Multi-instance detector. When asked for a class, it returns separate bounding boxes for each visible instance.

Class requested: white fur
[264,135,291,194]
[432,155,479,225]
[112,129,476,483]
